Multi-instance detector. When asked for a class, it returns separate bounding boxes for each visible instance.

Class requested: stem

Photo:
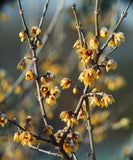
[39,0,50,29]
[83,86,96,160]
[72,3,83,47]
[94,0,100,39]
[31,49,48,126]
[17,0,32,48]
[30,145,61,157]
[85,98,96,160]
[18,0,48,126]
[101,0,132,51]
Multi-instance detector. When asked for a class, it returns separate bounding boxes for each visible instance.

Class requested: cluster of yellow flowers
[19,26,42,47]
[89,92,115,108]
[76,47,94,65]
[108,32,125,48]
[40,85,60,105]
[105,59,117,72]
[14,130,36,146]
[0,114,8,127]
[78,67,97,86]
[19,31,27,42]
[60,78,78,94]
[54,129,82,154]
[60,78,73,89]
[30,26,42,47]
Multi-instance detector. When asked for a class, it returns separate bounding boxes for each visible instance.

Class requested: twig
[94,0,100,39]
[30,145,61,157]
[3,114,53,144]
[17,0,33,49]
[101,0,133,51]
[83,86,96,160]
[17,0,48,126]
[38,0,50,29]
[85,97,96,160]
[72,3,83,48]
[101,46,118,64]
[72,152,78,160]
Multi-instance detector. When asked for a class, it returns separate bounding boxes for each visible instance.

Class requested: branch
[101,0,133,51]
[38,0,50,29]
[17,0,33,49]
[94,0,100,39]
[83,86,96,160]
[72,3,83,47]
[4,114,52,144]
[30,145,61,157]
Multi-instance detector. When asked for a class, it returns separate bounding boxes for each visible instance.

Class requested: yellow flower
[100,27,109,38]
[19,31,26,38]
[25,69,36,80]
[73,87,78,94]
[40,86,60,105]
[40,71,57,83]
[36,28,42,36]
[77,105,86,120]
[60,78,73,89]
[108,38,115,48]
[50,86,60,98]
[19,131,36,146]
[89,94,100,107]
[96,69,102,79]
[14,131,21,142]
[100,93,115,108]
[30,26,42,36]
[60,111,78,127]
[108,32,125,47]
[73,39,81,48]
[30,26,38,35]
[20,37,27,42]
[79,67,96,86]
[42,125,53,135]
[0,114,8,127]
[40,85,49,96]
[45,95,56,105]
[114,32,125,46]
[36,39,42,47]
[123,145,131,155]
[89,37,99,49]
[63,132,82,154]
[54,129,64,143]
[76,48,94,65]
[106,59,117,72]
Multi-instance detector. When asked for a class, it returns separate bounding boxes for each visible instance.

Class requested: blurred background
[0,0,133,160]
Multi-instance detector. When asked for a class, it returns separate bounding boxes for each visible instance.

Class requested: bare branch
[39,0,50,29]
[30,145,61,157]
[94,0,100,39]
[101,0,133,51]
